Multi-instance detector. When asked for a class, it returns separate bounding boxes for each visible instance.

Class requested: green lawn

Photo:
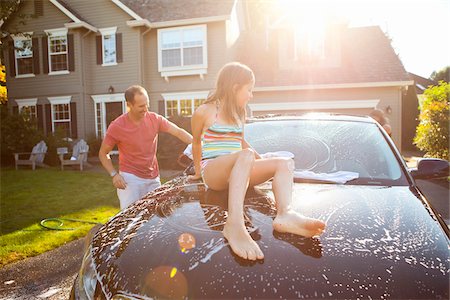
[0,167,120,266]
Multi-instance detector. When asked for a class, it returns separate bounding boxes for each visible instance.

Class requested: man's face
[128,93,149,119]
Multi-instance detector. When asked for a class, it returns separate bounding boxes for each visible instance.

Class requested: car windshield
[245,118,408,186]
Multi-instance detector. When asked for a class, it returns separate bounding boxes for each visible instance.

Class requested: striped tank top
[201,104,243,160]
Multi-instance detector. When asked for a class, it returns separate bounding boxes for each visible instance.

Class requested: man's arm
[98,141,127,189]
[166,121,193,144]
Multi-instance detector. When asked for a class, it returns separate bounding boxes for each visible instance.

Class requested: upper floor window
[158,25,207,77]
[99,27,117,66]
[12,34,34,77]
[162,91,208,118]
[45,28,68,74]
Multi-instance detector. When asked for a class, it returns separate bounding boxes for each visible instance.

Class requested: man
[99,85,192,209]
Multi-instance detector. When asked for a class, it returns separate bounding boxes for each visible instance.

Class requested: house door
[105,102,123,129]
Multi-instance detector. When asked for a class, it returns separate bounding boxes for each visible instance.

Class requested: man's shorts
[117,171,161,209]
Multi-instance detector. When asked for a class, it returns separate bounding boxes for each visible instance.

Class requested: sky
[344,0,450,79]
[279,0,450,79]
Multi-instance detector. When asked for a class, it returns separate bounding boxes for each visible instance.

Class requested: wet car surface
[72,115,450,299]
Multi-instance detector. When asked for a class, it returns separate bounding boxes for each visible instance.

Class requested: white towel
[183,144,193,160]
[293,170,359,184]
[261,151,295,159]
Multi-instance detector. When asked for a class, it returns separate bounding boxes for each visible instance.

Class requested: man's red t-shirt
[103,112,170,179]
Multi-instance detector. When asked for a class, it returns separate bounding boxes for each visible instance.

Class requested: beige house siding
[144,21,229,111]
[5,1,81,100]
[251,86,403,150]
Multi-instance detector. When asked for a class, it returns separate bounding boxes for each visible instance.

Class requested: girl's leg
[203,149,264,261]
[248,158,326,237]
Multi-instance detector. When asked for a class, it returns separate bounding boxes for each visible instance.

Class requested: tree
[0,65,6,104]
[413,81,449,160]
[430,66,449,83]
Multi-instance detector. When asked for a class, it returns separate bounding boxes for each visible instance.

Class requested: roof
[408,72,438,93]
[117,0,235,24]
[250,26,412,88]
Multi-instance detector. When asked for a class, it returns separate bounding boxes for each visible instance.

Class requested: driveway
[0,238,85,300]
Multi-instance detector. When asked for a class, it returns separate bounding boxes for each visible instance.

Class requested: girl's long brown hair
[205,62,254,126]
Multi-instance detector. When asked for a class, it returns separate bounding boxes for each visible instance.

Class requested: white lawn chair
[58,139,90,171]
[14,140,48,170]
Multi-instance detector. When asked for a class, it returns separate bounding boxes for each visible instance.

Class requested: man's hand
[112,174,127,189]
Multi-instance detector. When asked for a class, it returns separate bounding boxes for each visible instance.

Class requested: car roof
[247,113,376,124]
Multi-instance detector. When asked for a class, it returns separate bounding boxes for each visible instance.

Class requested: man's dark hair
[125,85,147,103]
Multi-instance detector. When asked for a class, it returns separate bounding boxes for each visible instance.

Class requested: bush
[157,115,192,170]
[86,134,103,157]
[0,105,44,165]
[414,81,449,160]
[43,128,71,166]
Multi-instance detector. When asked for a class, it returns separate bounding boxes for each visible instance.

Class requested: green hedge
[414,81,449,160]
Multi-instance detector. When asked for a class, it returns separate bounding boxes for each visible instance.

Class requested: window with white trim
[158,25,207,76]
[16,98,37,121]
[162,91,208,118]
[99,27,117,66]
[13,34,33,76]
[48,96,71,135]
[46,28,68,73]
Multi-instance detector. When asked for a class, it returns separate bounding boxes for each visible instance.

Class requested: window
[294,26,325,63]
[45,28,68,74]
[99,27,117,66]
[48,96,71,135]
[162,91,208,118]
[158,25,207,77]
[13,34,34,76]
[16,98,37,121]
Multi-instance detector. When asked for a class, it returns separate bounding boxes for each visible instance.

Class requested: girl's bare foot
[223,222,264,260]
[273,210,325,237]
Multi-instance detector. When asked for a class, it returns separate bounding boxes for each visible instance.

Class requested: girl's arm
[190,107,206,180]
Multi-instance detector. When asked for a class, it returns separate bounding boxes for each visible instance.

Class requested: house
[3,0,413,151]
[3,0,244,140]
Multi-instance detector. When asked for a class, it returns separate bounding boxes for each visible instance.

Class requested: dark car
[71,114,449,299]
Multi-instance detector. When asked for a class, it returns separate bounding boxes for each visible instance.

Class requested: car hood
[91,178,449,299]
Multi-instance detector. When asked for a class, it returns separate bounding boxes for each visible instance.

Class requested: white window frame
[91,93,126,138]
[48,96,71,133]
[294,27,325,63]
[99,27,118,66]
[12,33,35,78]
[161,91,209,117]
[157,25,208,78]
[45,28,69,75]
[16,98,38,119]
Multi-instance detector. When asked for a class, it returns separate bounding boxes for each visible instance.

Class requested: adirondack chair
[58,139,91,171]
[14,140,48,170]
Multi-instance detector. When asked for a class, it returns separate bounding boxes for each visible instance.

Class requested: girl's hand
[187,174,202,182]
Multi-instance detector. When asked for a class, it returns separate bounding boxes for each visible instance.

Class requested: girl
[189,62,325,261]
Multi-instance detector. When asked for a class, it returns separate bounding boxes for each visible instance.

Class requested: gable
[4,1,72,33]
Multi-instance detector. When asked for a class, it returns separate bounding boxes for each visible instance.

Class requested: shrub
[157,115,192,170]
[86,134,103,157]
[43,128,71,166]
[0,105,44,165]
[414,81,449,160]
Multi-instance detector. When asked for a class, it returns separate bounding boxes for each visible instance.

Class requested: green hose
[40,218,102,230]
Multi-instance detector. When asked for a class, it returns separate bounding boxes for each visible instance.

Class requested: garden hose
[39,218,102,231]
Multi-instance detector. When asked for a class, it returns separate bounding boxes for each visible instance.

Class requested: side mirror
[410,158,449,180]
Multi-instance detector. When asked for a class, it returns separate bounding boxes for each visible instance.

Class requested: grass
[0,167,120,266]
